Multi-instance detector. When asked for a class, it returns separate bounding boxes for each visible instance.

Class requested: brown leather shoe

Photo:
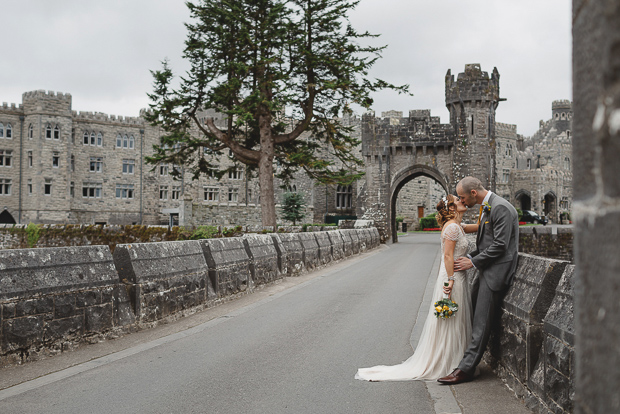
[437,368,473,385]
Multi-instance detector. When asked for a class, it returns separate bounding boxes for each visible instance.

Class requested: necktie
[477,205,484,225]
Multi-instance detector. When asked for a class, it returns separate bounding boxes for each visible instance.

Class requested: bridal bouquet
[434,283,458,319]
[434,298,458,319]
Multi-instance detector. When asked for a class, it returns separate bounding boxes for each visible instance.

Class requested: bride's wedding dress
[355,222,473,381]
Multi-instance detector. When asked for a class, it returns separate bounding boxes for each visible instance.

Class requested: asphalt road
[0,234,442,414]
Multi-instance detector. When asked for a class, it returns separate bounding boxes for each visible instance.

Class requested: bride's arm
[443,238,456,296]
[461,223,479,233]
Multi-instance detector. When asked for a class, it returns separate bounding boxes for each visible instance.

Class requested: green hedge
[419,215,438,230]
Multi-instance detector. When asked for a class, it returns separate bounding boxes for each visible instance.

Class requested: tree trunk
[258,113,277,227]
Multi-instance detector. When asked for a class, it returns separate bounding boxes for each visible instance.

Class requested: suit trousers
[457,277,505,375]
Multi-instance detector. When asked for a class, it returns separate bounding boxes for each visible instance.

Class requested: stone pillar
[572,1,620,412]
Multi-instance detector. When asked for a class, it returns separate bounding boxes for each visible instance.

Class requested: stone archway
[390,165,449,243]
[515,189,532,211]
[544,191,557,223]
[0,209,16,224]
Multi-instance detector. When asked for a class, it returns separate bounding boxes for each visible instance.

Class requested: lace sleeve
[441,223,461,241]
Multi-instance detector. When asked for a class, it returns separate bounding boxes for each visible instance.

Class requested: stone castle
[0,64,572,228]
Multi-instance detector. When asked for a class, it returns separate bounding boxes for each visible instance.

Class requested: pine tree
[145,0,410,226]
[280,192,307,225]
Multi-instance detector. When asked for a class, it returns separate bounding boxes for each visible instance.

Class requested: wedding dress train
[355,223,473,381]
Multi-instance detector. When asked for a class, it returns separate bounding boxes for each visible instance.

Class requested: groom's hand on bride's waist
[454,257,474,271]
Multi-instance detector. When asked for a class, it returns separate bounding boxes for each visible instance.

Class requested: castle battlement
[22,90,72,100]
[72,110,144,126]
[1,102,23,111]
[552,100,572,109]
[496,122,517,132]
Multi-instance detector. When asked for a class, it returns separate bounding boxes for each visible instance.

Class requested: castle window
[70,182,74,198]
[28,151,33,167]
[554,113,559,120]
[561,112,566,120]
[564,157,571,171]
[336,185,352,209]
[52,152,60,168]
[6,124,12,139]
[116,134,122,148]
[28,124,33,139]
[247,189,253,203]
[44,178,52,195]
[0,123,4,138]
[508,144,512,157]
[159,164,169,176]
[527,159,532,169]
[71,155,75,171]
[122,159,135,174]
[123,135,129,148]
[46,124,52,139]
[159,185,168,200]
[27,179,32,195]
[0,178,12,195]
[53,125,60,140]
[97,133,103,146]
[567,130,571,139]
[228,187,239,202]
[502,169,510,183]
[90,132,96,145]
[83,182,102,198]
[228,168,243,180]
[0,150,13,167]
[171,186,181,200]
[83,132,90,145]
[89,157,103,173]
[115,183,134,199]
[204,186,219,201]
[129,135,135,149]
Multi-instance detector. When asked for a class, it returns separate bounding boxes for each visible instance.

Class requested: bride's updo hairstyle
[436,194,456,228]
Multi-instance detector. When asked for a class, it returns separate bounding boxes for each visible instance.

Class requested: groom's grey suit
[457,193,519,375]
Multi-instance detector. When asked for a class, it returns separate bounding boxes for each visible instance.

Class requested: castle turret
[445,64,502,190]
[551,100,572,134]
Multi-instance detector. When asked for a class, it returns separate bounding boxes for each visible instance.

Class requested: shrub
[419,215,438,230]
[26,222,41,248]
[280,192,306,225]
[190,225,220,240]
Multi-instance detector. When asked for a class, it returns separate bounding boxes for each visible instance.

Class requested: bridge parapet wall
[0,229,380,367]
[481,253,573,413]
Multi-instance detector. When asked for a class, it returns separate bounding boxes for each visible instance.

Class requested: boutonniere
[483,202,491,214]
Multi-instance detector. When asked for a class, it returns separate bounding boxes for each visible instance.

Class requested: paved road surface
[0,235,443,414]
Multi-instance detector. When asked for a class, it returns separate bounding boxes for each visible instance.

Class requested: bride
[356,194,478,381]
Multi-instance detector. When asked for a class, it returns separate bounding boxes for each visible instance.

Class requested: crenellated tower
[445,64,502,191]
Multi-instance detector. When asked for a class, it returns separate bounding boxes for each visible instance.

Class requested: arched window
[561,112,566,120]
[83,131,89,145]
[554,113,559,120]
[336,185,352,209]
[90,132,96,146]
[116,134,122,148]
[71,155,75,172]
[123,134,129,148]
[0,123,4,138]
[129,135,135,149]
[53,125,60,139]
[6,124,12,139]
[46,124,52,139]
[28,124,33,139]
[97,132,103,146]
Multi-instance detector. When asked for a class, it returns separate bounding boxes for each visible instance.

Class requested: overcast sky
[1,0,571,137]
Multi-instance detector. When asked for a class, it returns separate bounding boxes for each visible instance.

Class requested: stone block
[356,229,370,251]
[54,294,77,318]
[275,233,304,275]
[345,229,361,255]
[498,253,569,383]
[327,231,345,261]
[313,232,333,266]
[369,227,381,247]
[543,265,575,347]
[0,245,118,300]
[297,233,320,270]
[243,234,281,286]
[76,291,101,308]
[200,238,251,297]
[14,297,54,317]
[269,234,289,276]
[44,315,84,343]
[1,315,45,353]
[85,304,113,332]
[114,240,213,322]
[339,230,354,257]
[113,284,136,327]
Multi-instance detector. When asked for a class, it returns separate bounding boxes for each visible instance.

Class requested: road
[0,234,443,414]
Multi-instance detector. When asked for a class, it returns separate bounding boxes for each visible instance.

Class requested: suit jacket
[470,193,519,291]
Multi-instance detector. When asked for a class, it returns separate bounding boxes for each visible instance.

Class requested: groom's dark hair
[459,176,485,193]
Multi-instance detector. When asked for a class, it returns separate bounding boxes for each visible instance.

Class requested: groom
[437,176,519,385]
